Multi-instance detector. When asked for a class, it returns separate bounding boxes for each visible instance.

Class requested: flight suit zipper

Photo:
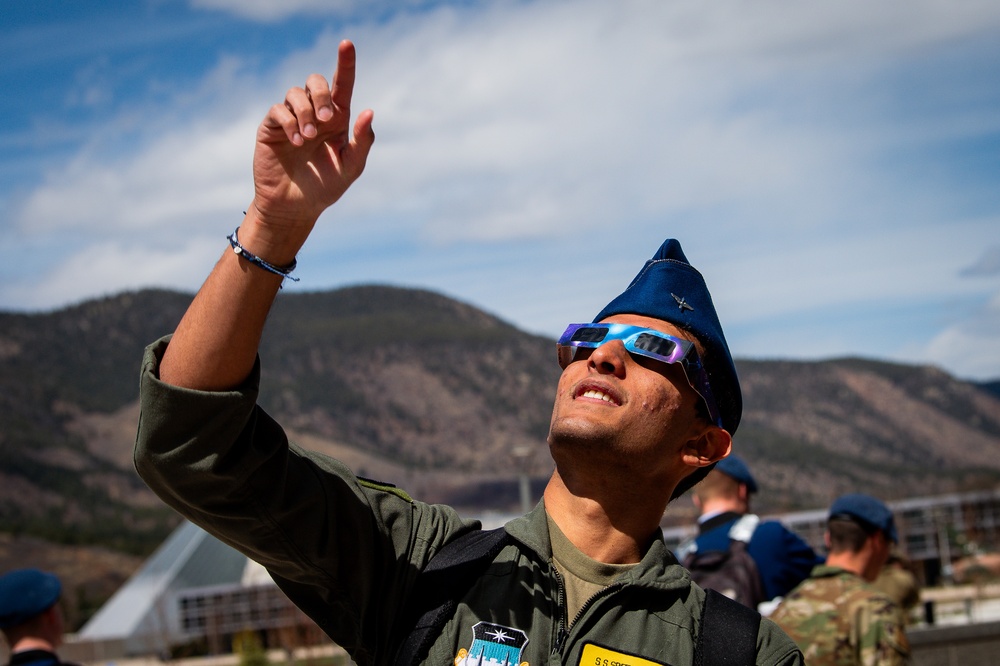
[553,573,626,658]
[553,568,569,654]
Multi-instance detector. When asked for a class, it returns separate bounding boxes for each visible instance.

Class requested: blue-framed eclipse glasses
[557,322,723,428]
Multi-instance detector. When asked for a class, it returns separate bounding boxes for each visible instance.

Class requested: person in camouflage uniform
[771,494,910,665]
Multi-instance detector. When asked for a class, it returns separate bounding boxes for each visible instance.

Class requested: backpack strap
[393,526,511,666]
[695,589,762,666]
[395,528,760,666]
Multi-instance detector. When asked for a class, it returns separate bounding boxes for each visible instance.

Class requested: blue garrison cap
[594,239,741,435]
[829,493,898,543]
[0,568,61,629]
[714,455,758,493]
[594,239,742,499]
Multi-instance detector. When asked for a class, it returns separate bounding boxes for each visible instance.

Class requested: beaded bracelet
[227,228,300,283]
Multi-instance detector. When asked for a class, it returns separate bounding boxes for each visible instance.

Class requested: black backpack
[394,527,761,666]
[682,538,766,611]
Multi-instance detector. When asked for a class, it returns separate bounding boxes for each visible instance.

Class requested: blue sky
[3,0,1000,380]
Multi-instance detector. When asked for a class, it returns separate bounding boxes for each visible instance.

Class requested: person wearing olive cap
[771,494,910,665]
[677,455,819,610]
[133,41,801,666]
[0,569,77,666]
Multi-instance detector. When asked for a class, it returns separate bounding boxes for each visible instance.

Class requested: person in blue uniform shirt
[0,569,78,666]
[678,455,820,611]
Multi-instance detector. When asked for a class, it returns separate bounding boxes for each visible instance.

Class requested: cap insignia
[671,293,694,312]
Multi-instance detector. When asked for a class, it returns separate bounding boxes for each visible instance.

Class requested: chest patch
[580,642,666,666]
[454,621,529,666]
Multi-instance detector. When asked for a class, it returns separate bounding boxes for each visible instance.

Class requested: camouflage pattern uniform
[770,565,910,665]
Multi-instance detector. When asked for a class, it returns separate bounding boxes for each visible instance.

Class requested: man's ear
[866,531,889,560]
[680,425,732,468]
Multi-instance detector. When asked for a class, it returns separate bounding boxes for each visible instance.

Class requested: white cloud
[8,53,266,248]
[18,1,1000,244]
[189,0,445,22]
[189,0,356,22]
[716,218,1000,321]
[923,289,1000,380]
[961,246,1000,277]
[4,0,1000,378]
[0,237,221,311]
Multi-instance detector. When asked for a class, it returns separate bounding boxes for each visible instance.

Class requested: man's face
[547,313,713,476]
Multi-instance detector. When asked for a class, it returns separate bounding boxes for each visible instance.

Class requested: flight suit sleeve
[134,336,470,664]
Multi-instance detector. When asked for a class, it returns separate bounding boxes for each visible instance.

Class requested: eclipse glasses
[556,322,723,428]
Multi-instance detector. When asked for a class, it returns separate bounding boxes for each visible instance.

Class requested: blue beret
[594,239,741,498]
[829,493,898,543]
[0,569,61,629]
[714,455,758,493]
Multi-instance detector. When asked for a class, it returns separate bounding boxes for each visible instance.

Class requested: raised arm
[159,40,375,391]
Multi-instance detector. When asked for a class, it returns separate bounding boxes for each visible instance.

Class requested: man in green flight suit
[133,40,802,666]
[771,493,910,665]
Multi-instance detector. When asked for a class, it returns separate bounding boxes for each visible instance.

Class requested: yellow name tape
[580,643,664,666]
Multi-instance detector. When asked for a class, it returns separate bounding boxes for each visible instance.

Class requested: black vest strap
[393,527,510,666]
[695,589,762,666]
[395,529,762,666]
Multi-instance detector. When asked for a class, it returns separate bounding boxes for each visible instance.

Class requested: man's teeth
[582,389,615,403]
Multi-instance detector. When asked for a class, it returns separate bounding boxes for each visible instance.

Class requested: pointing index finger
[331,40,358,117]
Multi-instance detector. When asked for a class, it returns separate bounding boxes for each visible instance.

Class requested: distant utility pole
[511,446,534,515]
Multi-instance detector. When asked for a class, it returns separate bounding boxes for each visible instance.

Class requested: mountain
[0,287,562,555]
[2,287,1000,622]
[732,357,1000,513]
[977,379,1000,400]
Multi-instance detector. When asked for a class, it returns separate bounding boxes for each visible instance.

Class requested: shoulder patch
[358,476,413,502]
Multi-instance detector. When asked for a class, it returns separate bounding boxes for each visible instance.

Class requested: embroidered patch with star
[454,621,528,666]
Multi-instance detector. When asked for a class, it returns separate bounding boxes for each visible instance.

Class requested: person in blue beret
[771,494,910,665]
[134,41,802,665]
[0,569,78,666]
[676,455,820,611]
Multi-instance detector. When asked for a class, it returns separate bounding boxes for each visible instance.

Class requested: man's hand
[158,40,374,391]
[248,39,375,260]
